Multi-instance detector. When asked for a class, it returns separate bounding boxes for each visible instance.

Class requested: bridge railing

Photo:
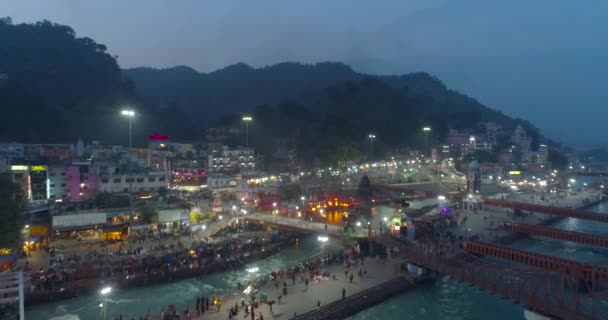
[376,236,608,320]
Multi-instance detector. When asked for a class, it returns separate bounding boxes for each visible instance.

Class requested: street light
[422,127,431,156]
[100,286,112,320]
[368,134,376,162]
[120,109,135,148]
[242,116,253,148]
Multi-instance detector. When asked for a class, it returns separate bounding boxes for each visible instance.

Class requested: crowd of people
[127,248,368,320]
[20,227,295,302]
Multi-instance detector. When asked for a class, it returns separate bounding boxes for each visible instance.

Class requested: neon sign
[149,133,169,140]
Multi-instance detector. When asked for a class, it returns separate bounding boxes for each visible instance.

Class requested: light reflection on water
[26,236,336,320]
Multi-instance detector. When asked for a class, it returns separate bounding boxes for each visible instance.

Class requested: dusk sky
[1,1,606,147]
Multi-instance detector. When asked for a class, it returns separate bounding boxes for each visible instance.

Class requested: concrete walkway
[150,257,402,320]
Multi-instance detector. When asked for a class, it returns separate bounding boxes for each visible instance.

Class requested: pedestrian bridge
[376,235,608,320]
[244,213,368,238]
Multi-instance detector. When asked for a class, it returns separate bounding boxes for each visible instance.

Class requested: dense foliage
[0,173,25,247]
[0,18,196,145]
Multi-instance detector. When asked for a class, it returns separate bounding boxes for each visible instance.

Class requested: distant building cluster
[0,138,260,204]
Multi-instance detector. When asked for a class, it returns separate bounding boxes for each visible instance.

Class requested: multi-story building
[97,165,169,193]
[10,164,49,201]
[207,146,255,173]
[522,144,549,168]
[0,142,25,173]
[511,124,532,151]
[23,144,74,161]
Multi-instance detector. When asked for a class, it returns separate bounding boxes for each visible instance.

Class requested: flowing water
[27,202,608,319]
[348,202,608,320]
[26,236,337,320]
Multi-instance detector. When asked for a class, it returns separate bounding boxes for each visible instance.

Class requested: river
[25,236,339,320]
[27,202,608,319]
[348,201,608,320]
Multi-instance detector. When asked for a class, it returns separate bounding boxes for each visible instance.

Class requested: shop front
[101,224,129,241]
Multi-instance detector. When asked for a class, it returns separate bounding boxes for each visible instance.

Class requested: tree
[0,174,26,247]
[549,149,568,171]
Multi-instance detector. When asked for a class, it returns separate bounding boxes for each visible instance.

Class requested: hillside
[123,62,538,137]
[0,18,196,146]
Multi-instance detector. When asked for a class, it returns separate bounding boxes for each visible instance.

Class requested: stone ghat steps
[292,276,414,320]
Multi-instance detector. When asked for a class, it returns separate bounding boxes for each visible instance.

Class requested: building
[480,122,504,145]
[207,146,255,173]
[98,166,169,193]
[207,174,233,189]
[522,144,549,169]
[511,124,532,151]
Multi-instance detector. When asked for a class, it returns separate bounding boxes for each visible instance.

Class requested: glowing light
[423,127,431,132]
[100,286,112,295]
[317,236,329,242]
[437,195,446,201]
[202,225,207,230]
[242,116,253,122]
[218,215,223,220]
[356,222,362,227]
[121,110,135,117]
[247,267,259,273]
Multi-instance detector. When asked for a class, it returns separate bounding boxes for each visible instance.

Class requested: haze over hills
[123,62,538,134]
[0,17,563,167]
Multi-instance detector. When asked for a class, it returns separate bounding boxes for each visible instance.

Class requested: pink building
[66,164,100,202]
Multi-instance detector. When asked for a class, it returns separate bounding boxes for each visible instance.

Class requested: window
[159,177,166,182]
[61,172,66,176]
[50,184,55,187]
[113,178,121,183]
[148,177,155,182]
[61,183,66,187]
[50,173,56,177]
[126,178,134,183]
[101,178,108,183]
[14,173,23,179]
[136,178,144,183]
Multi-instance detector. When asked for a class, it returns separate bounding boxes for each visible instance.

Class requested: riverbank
[26,235,302,306]
[141,256,405,320]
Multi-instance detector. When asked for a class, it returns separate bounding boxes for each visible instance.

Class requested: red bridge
[502,221,608,248]
[377,236,608,320]
[463,240,608,283]
[483,198,608,223]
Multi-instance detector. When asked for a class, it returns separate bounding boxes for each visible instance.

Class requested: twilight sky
[1,0,607,147]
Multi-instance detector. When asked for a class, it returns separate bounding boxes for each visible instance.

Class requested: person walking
[349,274,354,283]
[278,295,282,304]
[317,300,321,310]
[342,288,346,300]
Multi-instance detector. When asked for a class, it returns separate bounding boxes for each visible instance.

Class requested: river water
[26,236,339,320]
[27,202,608,320]
[348,201,608,320]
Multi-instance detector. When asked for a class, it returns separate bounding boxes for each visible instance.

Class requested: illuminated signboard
[11,165,28,171]
[30,165,46,171]
[149,133,169,140]
[509,170,521,175]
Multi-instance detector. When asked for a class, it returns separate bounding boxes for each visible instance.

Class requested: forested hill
[123,62,536,134]
[0,18,196,145]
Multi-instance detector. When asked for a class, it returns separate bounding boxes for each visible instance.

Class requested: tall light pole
[121,109,135,148]
[100,286,112,320]
[368,134,376,162]
[242,116,253,148]
[422,127,431,156]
